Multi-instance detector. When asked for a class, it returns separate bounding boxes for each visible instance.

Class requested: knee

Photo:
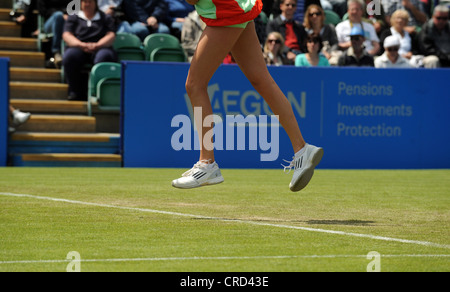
[94,48,117,63]
[185,77,196,97]
[185,76,208,99]
[62,48,84,66]
[53,11,65,23]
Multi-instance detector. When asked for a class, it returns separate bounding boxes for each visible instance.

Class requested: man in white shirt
[335,0,380,56]
[375,35,412,68]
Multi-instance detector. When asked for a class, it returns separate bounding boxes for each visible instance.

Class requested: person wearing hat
[338,26,374,66]
[375,36,412,68]
[335,0,380,56]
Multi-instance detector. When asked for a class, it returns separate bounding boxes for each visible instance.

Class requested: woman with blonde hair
[263,32,289,66]
[303,4,338,60]
[380,9,423,66]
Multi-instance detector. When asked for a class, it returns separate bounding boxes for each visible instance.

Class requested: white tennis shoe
[172,160,224,189]
[283,143,324,192]
[12,109,31,126]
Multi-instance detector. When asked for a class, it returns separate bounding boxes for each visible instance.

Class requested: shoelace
[182,160,213,177]
[281,157,296,174]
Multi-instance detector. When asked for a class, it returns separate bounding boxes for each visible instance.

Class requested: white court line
[1,254,449,265]
[1,192,450,250]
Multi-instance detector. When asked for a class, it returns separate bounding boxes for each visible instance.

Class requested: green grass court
[0,168,449,272]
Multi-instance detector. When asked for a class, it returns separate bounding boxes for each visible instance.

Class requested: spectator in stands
[97,0,123,29]
[117,0,169,41]
[295,33,330,66]
[267,0,308,64]
[62,0,117,101]
[328,0,348,18]
[375,35,412,68]
[181,10,205,62]
[38,0,73,67]
[303,4,338,60]
[262,0,277,18]
[263,32,290,65]
[293,0,323,23]
[98,0,122,16]
[335,0,380,56]
[338,26,374,66]
[364,0,388,37]
[382,0,428,34]
[11,0,38,38]
[164,0,195,38]
[380,9,424,67]
[9,106,31,133]
[417,4,450,67]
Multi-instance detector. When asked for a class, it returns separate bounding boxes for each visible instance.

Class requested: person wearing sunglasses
[303,4,338,60]
[375,36,412,68]
[263,32,290,65]
[417,4,450,67]
[266,0,308,64]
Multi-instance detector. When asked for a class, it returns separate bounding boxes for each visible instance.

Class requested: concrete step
[0,36,37,51]
[9,132,120,154]
[10,81,68,99]
[10,99,87,114]
[0,20,20,37]
[0,50,45,67]
[16,114,96,133]
[12,153,122,167]
[0,8,11,21]
[10,67,61,83]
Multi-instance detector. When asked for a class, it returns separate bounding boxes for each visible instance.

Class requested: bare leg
[230,22,306,153]
[185,26,245,162]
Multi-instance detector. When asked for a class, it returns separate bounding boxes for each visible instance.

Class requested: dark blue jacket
[165,0,194,23]
[122,0,168,23]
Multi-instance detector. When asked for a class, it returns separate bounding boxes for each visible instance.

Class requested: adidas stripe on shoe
[283,143,324,192]
[172,160,224,189]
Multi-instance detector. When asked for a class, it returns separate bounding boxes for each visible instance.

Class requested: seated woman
[62,0,117,101]
[263,32,290,66]
[303,4,338,60]
[380,9,422,67]
[295,34,330,67]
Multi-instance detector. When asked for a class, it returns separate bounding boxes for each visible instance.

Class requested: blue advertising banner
[122,62,450,169]
[0,58,9,167]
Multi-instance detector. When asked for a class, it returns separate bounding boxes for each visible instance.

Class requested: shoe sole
[172,176,224,189]
[289,147,324,192]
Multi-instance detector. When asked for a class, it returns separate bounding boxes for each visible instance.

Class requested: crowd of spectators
[12,0,449,69]
[5,0,448,133]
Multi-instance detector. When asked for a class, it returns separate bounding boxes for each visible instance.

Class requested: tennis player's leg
[172,26,245,189]
[186,26,245,161]
[230,22,323,192]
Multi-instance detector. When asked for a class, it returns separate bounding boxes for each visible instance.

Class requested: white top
[390,27,412,56]
[336,20,380,52]
[375,53,412,68]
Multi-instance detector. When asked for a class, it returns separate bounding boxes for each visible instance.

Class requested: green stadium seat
[150,47,187,62]
[113,33,146,61]
[88,62,121,116]
[324,10,342,26]
[143,33,187,62]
